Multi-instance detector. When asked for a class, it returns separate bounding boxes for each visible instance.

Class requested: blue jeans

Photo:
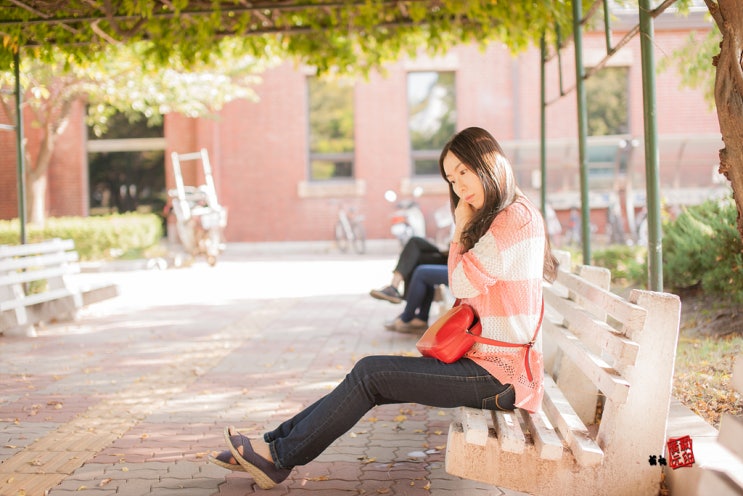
[399,264,449,323]
[265,355,514,468]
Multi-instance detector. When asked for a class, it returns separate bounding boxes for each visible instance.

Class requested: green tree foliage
[0,1,576,75]
[663,198,743,300]
[0,40,273,224]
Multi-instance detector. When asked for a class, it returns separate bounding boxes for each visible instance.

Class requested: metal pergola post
[13,49,26,244]
[540,35,547,217]
[573,0,591,265]
[639,0,662,291]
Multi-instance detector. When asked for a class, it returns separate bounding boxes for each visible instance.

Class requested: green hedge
[0,213,163,261]
[662,198,743,300]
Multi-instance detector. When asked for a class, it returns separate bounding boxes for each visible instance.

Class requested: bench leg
[3,324,37,337]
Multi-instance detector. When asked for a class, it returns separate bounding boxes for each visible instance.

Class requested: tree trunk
[24,89,72,225]
[27,121,55,225]
[29,174,47,226]
[708,0,743,240]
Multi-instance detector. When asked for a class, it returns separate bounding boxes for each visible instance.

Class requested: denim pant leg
[395,237,446,298]
[265,355,512,469]
[399,264,449,323]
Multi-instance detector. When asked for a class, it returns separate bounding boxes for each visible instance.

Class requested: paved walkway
[0,245,526,496]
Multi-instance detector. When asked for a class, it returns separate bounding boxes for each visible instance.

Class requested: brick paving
[0,245,528,496]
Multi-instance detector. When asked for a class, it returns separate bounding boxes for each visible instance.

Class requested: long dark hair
[439,127,558,282]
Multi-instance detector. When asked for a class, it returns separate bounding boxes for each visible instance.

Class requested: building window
[585,66,630,186]
[586,66,629,136]
[408,71,456,176]
[308,76,355,180]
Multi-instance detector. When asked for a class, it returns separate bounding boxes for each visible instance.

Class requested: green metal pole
[540,35,547,217]
[639,0,662,291]
[14,49,26,245]
[573,0,591,264]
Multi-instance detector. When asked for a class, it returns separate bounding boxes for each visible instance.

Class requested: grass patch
[672,333,743,428]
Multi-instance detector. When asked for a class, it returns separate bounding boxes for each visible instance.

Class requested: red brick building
[1,10,724,244]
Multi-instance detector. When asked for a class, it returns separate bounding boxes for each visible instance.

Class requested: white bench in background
[445,250,682,495]
[0,238,118,337]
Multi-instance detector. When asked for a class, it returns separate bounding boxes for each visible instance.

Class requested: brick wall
[1,21,725,243]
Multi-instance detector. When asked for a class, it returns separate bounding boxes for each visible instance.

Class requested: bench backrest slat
[0,238,75,258]
[555,270,648,331]
[543,319,630,404]
[0,264,81,287]
[544,288,640,368]
[0,251,78,273]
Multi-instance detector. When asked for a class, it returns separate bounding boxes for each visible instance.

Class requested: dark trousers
[394,237,447,298]
[399,264,449,323]
[265,356,514,468]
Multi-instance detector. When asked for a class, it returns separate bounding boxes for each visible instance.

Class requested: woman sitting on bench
[209,126,559,489]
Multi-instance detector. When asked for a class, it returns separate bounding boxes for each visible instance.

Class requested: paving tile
[0,256,533,496]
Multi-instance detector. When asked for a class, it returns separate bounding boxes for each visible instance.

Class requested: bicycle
[334,202,366,254]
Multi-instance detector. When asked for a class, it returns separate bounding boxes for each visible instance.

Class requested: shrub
[0,213,163,261]
[592,244,647,288]
[662,198,743,300]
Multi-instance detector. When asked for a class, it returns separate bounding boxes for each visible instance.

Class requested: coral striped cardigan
[448,197,546,413]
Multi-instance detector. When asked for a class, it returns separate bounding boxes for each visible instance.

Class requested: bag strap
[467,299,545,382]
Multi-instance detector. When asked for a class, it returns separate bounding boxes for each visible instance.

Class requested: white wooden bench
[445,250,683,495]
[0,238,119,337]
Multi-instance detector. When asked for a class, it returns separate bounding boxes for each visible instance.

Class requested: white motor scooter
[384,186,426,247]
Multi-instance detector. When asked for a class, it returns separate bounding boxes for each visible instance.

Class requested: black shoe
[370,285,402,304]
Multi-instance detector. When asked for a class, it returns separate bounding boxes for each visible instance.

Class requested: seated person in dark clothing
[370,236,447,304]
[383,264,449,333]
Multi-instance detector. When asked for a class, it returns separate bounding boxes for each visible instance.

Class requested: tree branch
[703,0,723,28]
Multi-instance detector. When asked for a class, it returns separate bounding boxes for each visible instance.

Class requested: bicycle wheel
[335,221,349,252]
[352,223,366,254]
